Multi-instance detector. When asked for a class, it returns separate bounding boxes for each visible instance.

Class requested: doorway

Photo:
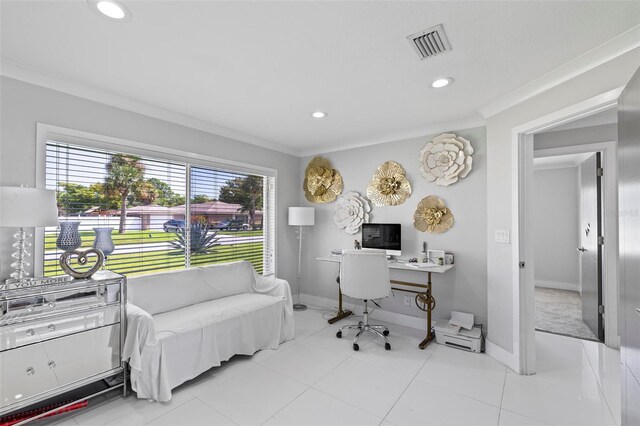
[532,150,604,342]
[513,90,621,375]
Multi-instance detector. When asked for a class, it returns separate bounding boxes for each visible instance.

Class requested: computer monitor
[361,223,401,256]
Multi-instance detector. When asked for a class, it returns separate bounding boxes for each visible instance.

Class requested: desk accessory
[445,252,454,265]
[419,132,474,186]
[413,196,454,233]
[289,207,315,311]
[303,157,343,203]
[427,249,446,265]
[367,161,412,206]
[0,186,59,282]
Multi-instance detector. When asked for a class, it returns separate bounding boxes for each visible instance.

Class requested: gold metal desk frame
[317,257,454,349]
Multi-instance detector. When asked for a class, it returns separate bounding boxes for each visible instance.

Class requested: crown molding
[478,25,640,119]
[0,60,300,157]
[299,115,486,157]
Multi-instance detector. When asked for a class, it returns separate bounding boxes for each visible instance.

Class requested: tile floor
[42,307,620,426]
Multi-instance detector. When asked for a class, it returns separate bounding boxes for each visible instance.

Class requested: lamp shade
[0,186,59,227]
[288,207,315,226]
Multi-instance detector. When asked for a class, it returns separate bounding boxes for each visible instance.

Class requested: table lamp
[0,186,59,281]
[288,207,315,311]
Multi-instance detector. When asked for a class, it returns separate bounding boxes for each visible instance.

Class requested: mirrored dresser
[0,271,127,420]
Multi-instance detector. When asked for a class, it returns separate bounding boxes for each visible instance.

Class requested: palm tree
[105,154,145,233]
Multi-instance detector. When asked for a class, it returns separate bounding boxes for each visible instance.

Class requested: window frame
[35,123,278,277]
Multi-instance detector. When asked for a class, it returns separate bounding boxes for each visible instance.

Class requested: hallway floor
[535,287,598,341]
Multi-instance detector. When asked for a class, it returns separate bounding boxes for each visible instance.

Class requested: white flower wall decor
[333,192,371,234]
[419,132,474,186]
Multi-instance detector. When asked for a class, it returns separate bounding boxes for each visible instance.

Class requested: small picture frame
[427,249,446,265]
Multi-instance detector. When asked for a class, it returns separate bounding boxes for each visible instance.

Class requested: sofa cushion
[153,292,283,336]
[149,293,285,399]
[196,261,254,299]
[128,268,213,315]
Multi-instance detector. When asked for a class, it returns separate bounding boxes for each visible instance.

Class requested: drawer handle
[26,329,35,336]
[48,324,56,332]
[48,361,56,369]
[26,367,35,376]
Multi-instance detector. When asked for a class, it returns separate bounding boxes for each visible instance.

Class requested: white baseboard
[299,293,426,330]
[534,280,580,293]
[485,339,519,373]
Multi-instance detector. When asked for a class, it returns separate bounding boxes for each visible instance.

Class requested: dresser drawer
[44,324,121,388]
[0,305,121,351]
[0,282,122,326]
[0,341,59,411]
[0,324,122,412]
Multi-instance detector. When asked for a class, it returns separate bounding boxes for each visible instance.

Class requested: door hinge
[519,261,525,269]
[598,236,604,245]
[598,305,605,314]
[597,167,604,177]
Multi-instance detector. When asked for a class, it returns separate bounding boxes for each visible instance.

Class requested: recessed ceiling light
[431,77,453,88]
[89,0,129,20]
[312,111,327,119]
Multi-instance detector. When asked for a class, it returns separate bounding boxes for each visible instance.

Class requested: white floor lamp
[289,207,315,311]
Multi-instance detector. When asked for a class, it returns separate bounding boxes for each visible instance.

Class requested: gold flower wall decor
[413,196,454,233]
[367,161,412,206]
[303,156,343,203]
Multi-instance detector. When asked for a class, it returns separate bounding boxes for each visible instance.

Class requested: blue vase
[56,221,82,251]
[92,227,115,257]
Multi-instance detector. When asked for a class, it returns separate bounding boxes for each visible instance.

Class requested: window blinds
[189,165,267,273]
[44,141,274,277]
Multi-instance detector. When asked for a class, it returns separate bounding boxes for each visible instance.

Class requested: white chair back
[339,249,390,300]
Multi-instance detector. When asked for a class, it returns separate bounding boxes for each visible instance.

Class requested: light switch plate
[495,229,510,244]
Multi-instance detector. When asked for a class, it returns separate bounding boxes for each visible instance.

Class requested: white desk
[317,256,454,349]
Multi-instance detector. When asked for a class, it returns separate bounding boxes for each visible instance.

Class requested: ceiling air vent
[407,24,451,60]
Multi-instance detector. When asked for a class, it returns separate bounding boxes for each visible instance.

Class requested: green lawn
[44,229,263,250]
[45,242,264,277]
[45,228,265,277]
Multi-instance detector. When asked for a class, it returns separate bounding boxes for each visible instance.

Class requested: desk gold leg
[328,286,353,324]
[419,272,435,349]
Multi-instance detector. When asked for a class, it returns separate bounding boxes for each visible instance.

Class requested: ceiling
[2,1,639,155]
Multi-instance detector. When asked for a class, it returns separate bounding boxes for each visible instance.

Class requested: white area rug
[535,287,599,341]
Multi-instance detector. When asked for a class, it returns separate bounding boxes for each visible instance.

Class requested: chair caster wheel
[383,330,389,336]
[358,321,363,327]
[353,343,359,351]
[336,331,342,338]
[385,343,391,351]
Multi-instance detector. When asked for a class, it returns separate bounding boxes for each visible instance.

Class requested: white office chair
[336,249,391,351]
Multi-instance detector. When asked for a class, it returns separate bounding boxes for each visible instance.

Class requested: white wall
[532,167,580,291]
[486,47,639,355]
[299,126,488,326]
[0,77,300,285]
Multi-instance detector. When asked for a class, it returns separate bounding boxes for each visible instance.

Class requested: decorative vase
[92,227,115,257]
[56,221,82,251]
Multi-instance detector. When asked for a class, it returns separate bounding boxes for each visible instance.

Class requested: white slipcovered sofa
[122,261,294,402]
